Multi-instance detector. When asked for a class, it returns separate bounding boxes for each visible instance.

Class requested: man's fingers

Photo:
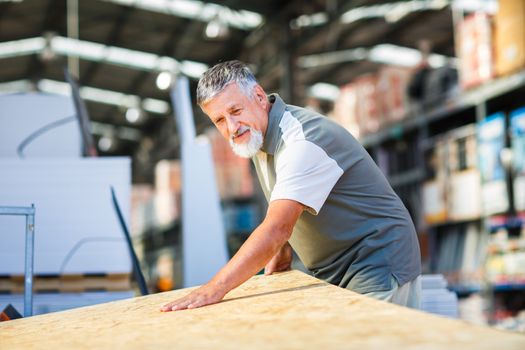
[160,297,192,312]
[264,262,276,275]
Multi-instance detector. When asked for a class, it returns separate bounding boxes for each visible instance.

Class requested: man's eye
[215,118,224,124]
[232,109,241,115]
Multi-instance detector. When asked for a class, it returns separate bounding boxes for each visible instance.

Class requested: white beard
[229,127,263,158]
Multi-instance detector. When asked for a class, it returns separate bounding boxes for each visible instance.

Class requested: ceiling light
[98,135,114,152]
[290,13,328,29]
[31,79,169,114]
[101,0,263,30]
[298,48,368,68]
[0,80,35,94]
[205,16,229,39]
[308,83,340,101]
[452,0,498,13]
[143,98,170,114]
[0,36,209,79]
[341,0,450,25]
[91,121,142,141]
[156,71,173,90]
[125,107,142,123]
[0,37,45,59]
[369,44,422,67]
[298,44,454,69]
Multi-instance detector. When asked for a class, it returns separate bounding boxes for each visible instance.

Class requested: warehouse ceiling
[0,0,456,182]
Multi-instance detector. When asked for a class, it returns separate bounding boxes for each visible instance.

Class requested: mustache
[231,125,251,139]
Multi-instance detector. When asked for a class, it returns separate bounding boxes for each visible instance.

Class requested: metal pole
[0,204,35,317]
[24,204,35,317]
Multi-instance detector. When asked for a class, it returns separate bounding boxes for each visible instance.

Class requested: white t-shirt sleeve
[270,140,344,215]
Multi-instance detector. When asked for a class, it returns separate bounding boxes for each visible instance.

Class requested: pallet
[0,273,131,293]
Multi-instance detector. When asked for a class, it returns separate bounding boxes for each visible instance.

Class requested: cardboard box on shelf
[456,12,493,89]
[511,107,525,211]
[423,178,448,224]
[447,125,478,173]
[377,65,413,123]
[332,82,360,138]
[493,0,525,77]
[354,74,382,136]
[448,169,482,221]
[478,113,506,183]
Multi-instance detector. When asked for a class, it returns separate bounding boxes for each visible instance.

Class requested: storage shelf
[491,283,525,292]
[388,168,426,187]
[426,217,483,229]
[361,70,525,148]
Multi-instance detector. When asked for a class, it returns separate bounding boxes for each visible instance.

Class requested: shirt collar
[261,93,286,155]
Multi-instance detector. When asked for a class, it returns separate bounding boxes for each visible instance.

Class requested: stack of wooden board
[1,271,524,349]
[0,273,131,293]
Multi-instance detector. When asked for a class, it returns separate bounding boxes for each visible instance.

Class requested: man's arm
[160,199,304,312]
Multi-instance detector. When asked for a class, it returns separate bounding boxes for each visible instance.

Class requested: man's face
[201,82,269,157]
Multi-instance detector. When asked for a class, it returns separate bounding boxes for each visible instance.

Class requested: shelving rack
[360,69,525,325]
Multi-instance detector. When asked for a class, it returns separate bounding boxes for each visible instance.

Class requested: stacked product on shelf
[477,112,509,216]
[485,230,525,287]
[456,12,493,89]
[421,274,459,318]
[332,64,415,138]
[511,106,525,211]
[456,0,525,90]
[423,124,482,225]
[493,0,525,78]
[422,124,490,292]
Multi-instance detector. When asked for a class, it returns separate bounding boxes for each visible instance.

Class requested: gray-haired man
[161,60,421,312]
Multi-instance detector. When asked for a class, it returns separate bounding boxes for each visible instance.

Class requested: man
[160,60,421,312]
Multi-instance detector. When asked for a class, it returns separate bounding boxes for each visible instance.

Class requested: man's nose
[226,116,239,135]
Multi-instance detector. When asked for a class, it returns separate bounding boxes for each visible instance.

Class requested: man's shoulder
[283,105,356,149]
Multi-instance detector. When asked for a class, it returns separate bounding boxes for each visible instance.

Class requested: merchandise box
[422,178,448,224]
[511,106,525,211]
[354,74,382,136]
[448,169,482,221]
[456,12,493,89]
[478,113,506,183]
[493,0,525,77]
[332,82,360,138]
[377,65,413,124]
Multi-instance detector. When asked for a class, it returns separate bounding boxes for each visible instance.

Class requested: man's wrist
[207,279,230,297]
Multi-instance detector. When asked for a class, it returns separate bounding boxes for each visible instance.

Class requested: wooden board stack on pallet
[0,273,131,294]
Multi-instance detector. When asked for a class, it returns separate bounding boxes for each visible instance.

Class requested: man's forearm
[160,200,303,312]
[208,220,290,294]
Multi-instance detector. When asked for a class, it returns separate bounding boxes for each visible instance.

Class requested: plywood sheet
[1,271,524,349]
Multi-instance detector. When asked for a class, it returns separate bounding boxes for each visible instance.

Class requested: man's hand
[160,283,227,312]
[264,242,292,275]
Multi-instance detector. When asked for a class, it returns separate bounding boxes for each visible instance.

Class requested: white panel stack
[0,93,81,158]
[421,274,459,319]
[0,158,132,275]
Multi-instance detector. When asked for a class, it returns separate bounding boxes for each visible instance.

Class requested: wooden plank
[1,271,524,349]
[0,274,131,293]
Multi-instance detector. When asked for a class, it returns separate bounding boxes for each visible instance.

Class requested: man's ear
[253,85,267,107]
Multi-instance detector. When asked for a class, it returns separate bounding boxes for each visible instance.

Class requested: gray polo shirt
[252,94,421,294]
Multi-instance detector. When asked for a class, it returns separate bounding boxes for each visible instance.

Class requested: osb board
[1,271,524,349]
